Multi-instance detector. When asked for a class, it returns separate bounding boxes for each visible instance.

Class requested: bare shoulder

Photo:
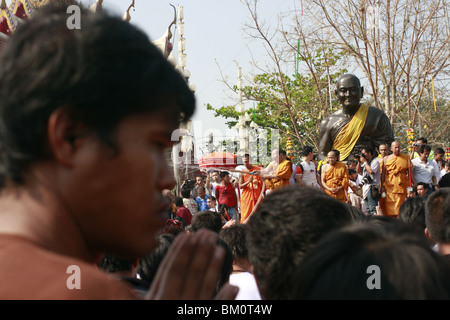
[0,235,136,300]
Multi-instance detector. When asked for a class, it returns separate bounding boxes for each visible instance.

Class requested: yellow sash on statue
[333,104,369,160]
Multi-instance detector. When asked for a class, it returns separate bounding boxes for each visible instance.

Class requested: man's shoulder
[0,234,135,300]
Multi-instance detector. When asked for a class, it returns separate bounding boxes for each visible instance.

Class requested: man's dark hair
[419,145,432,154]
[180,188,191,199]
[417,137,428,144]
[246,186,352,299]
[191,210,223,233]
[398,197,426,235]
[293,221,450,299]
[361,145,375,156]
[302,146,313,157]
[0,6,195,188]
[219,224,249,262]
[97,254,136,274]
[138,233,175,285]
[425,188,450,244]
[435,147,445,155]
[417,182,429,190]
[219,171,229,179]
[174,197,184,207]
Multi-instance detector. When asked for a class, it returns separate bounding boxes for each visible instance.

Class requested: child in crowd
[207,196,218,212]
[196,186,210,211]
[215,171,238,220]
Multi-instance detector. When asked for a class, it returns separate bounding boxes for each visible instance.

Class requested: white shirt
[361,158,380,199]
[289,163,297,185]
[412,158,436,185]
[229,272,262,300]
[300,160,319,188]
[431,160,441,182]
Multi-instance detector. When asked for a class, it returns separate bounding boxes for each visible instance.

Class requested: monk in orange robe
[239,154,263,223]
[321,150,349,202]
[262,149,293,191]
[380,141,416,217]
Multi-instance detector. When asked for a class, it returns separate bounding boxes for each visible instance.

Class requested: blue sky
[80,0,295,147]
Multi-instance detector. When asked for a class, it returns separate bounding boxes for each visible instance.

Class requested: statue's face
[336,76,362,110]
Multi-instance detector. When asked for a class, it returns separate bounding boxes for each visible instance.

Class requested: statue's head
[335,74,364,112]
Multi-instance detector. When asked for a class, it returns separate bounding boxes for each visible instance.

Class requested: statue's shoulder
[367,105,387,116]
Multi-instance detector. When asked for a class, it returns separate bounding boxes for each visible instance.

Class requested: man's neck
[438,243,450,256]
[0,181,98,263]
[343,103,361,117]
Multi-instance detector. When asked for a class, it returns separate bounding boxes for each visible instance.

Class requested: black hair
[174,197,184,207]
[419,145,432,154]
[0,6,195,187]
[302,146,313,157]
[246,186,352,299]
[191,210,223,233]
[293,221,450,299]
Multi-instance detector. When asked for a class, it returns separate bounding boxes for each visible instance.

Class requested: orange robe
[324,162,349,202]
[382,154,411,216]
[240,166,263,223]
[266,159,293,190]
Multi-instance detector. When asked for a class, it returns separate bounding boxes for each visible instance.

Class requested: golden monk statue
[319,74,394,161]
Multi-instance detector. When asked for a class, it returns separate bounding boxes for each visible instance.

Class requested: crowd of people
[0,1,449,300]
[166,138,449,228]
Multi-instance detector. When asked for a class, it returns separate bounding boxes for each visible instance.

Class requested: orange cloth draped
[265,159,293,190]
[382,154,410,216]
[324,162,349,202]
[240,167,263,223]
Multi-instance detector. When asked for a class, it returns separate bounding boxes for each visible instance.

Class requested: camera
[360,174,373,186]
[358,153,366,159]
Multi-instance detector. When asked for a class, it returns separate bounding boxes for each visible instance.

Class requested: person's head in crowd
[217,203,230,222]
[418,144,432,162]
[207,196,217,210]
[97,254,138,276]
[181,188,191,199]
[346,159,357,170]
[416,182,429,197]
[378,143,389,157]
[413,137,428,153]
[219,225,251,272]
[348,169,358,183]
[163,219,185,235]
[219,171,231,184]
[137,233,175,286]
[293,221,450,299]
[195,175,205,188]
[398,197,427,236]
[174,196,184,209]
[343,203,365,220]
[246,186,352,299]
[197,186,206,199]
[434,148,445,161]
[425,188,450,253]
[191,210,223,234]
[439,173,450,188]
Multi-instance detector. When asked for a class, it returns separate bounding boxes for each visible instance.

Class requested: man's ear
[424,227,434,242]
[47,107,86,167]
